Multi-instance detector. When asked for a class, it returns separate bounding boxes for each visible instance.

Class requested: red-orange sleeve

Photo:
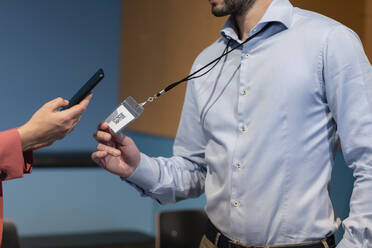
[0,128,33,181]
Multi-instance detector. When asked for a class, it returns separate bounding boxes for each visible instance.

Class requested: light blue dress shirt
[126,0,372,246]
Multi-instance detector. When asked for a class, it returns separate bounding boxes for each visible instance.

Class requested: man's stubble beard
[211,0,257,17]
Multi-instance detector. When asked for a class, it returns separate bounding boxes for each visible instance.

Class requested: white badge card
[106,105,135,133]
[105,96,144,133]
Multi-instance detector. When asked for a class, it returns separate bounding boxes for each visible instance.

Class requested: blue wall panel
[0,0,158,236]
[3,168,155,235]
[0,0,120,151]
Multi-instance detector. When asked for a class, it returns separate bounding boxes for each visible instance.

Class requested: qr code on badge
[113,113,125,124]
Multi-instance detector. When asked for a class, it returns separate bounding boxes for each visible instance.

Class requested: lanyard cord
[140,23,271,106]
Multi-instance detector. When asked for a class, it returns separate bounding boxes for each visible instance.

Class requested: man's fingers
[91,151,108,165]
[111,131,130,146]
[92,150,107,160]
[93,130,112,143]
[97,143,121,157]
[98,122,110,131]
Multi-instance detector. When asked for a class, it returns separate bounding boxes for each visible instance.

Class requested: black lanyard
[141,22,271,106]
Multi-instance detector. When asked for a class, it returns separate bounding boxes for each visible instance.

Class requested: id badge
[105,96,144,133]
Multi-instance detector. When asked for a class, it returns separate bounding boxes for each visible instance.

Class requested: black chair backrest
[2,219,20,248]
[156,209,208,248]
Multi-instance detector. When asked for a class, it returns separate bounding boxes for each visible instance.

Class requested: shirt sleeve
[0,128,33,181]
[323,25,372,247]
[125,78,208,204]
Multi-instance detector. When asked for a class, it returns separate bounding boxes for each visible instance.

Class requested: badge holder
[105,96,144,133]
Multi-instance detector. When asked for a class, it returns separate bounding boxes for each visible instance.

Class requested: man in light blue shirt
[92,0,372,247]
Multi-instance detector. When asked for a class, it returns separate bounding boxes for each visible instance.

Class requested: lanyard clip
[140,89,166,106]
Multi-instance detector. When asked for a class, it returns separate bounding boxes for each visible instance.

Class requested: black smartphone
[61,68,104,110]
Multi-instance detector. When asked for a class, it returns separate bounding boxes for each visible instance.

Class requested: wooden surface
[120,1,226,137]
[365,0,372,61]
[120,1,371,138]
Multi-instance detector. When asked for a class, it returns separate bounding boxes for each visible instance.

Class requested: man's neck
[234,0,273,41]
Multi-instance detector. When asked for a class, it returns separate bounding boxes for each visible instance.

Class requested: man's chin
[211,7,229,17]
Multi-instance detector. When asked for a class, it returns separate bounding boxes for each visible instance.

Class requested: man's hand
[17,94,92,151]
[91,122,140,178]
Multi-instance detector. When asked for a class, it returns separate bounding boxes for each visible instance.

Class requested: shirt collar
[221,0,293,41]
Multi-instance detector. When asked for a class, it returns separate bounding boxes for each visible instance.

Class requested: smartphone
[61,68,104,110]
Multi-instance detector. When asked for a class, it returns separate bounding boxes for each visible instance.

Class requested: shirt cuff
[125,153,159,192]
[23,150,33,174]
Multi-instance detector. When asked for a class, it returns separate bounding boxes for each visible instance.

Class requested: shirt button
[236,162,242,168]
[241,125,247,132]
[245,53,250,59]
[232,200,240,207]
[242,89,249,95]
